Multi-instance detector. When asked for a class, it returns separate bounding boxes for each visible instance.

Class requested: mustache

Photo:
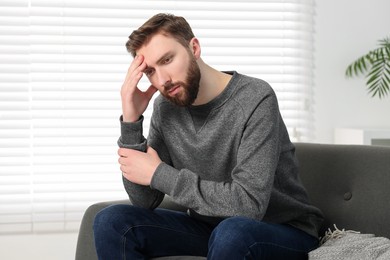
[163,81,185,91]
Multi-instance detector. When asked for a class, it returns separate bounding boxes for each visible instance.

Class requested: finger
[128,55,144,75]
[145,85,158,99]
[129,60,147,83]
[146,146,161,160]
[118,156,124,165]
[123,56,146,87]
[146,145,155,154]
[118,148,130,157]
[118,147,141,158]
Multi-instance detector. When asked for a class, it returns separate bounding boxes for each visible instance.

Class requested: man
[93,13,324,259]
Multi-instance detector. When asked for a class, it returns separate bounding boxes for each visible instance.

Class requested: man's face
[137,33,200,106]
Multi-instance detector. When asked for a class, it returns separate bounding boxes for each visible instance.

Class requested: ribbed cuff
[119,115,144,144]
[150,162,179,195]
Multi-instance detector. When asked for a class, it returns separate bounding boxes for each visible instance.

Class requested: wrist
[122,114,140,123]
[121,100,141,123]
[119,115,145,147]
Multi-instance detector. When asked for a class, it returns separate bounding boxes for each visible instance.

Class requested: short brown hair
[126,13,195,57]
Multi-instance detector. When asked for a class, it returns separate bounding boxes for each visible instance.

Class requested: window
[0,0,315,233]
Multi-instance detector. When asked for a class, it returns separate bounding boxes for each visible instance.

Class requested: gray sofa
[75,143,390,260]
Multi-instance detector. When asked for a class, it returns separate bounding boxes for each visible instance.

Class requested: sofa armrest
[75,197,204,260]
[75,200,130,260]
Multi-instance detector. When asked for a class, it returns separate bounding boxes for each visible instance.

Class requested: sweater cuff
[151,162,179,195]
[117,115,147,151]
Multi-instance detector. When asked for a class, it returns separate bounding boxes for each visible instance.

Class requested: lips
[167,85,180,96]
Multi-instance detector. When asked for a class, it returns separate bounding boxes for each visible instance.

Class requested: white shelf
[334,128,390,146]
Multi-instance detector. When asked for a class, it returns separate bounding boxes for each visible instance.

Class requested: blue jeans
[93,204,318,260]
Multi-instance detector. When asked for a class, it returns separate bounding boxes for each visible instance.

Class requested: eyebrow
[144,51,174,70]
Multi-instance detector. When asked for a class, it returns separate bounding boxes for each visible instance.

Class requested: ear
[189,37,201,59]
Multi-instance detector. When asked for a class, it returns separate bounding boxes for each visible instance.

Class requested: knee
[93,204,133,236]
[210,216,254,245]
[94,204,121,226]
[208,217,257,258]
[93,204,157,234]
[209,217,256,253]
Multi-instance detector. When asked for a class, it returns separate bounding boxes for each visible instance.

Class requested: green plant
[345,37,390,98]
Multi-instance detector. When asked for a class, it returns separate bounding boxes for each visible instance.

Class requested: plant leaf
[346,54,372,77]
[365,55,389,98]
[346,36,390,98]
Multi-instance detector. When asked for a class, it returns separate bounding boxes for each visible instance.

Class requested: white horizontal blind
[0,0,315,233]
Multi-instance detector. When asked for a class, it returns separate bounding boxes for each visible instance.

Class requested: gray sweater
[118,71,324,238]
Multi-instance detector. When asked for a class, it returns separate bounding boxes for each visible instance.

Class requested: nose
[156,68,171,87]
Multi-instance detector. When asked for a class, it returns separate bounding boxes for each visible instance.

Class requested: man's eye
[163,57,171,64]
[145,70,154,76]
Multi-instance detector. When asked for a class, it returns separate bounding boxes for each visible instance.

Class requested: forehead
[137,33,184,62]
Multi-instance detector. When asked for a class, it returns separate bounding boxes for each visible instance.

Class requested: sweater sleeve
[117,115,164,209]
[150,91,282,220]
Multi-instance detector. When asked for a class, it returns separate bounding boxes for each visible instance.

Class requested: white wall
[314,0,390,143]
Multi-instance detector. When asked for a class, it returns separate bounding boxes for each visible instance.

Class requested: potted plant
[345,37,390,98]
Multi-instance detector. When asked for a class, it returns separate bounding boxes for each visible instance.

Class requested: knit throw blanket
[309,225,390,260]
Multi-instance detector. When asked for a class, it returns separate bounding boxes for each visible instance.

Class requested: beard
[161,55,201,107]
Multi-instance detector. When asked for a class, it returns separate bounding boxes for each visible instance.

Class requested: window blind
[0,0,315,233]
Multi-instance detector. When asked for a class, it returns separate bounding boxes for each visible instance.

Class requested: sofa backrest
[295,143,390,238]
